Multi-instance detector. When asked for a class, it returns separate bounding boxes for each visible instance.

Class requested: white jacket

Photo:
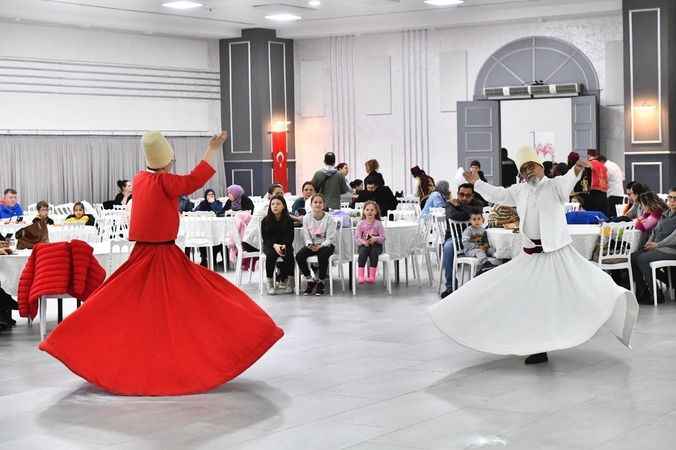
[474,168,582,253]
[605,160,625,197]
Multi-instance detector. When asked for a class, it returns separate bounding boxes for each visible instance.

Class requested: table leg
[395,261,400,285]
[348,261,353,287]
[57,298,63,323]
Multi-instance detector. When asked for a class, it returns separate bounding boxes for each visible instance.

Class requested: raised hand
[203,131,228,162]
[463,170,479,184]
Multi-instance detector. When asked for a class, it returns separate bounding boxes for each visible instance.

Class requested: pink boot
[357,267,366,284]
[367,267,378,284]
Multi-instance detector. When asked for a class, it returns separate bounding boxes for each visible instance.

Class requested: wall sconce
[633,101,656,113]
[269,121,291,191]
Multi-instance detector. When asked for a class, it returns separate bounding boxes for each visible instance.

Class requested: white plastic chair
[182,217,219,271]
[108,239,133,274]
[229,221,262,289]
[38,293,72,340]
[447,220,481,290]
[596,222,635,294]
[352,231,393,296]
[650,260,676,306]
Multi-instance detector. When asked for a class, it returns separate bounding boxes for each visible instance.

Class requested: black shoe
[525,353,548,365]
[200,259,208,268]
[440,288,453,299]
[303,281,316,295]
[315,281,325,296]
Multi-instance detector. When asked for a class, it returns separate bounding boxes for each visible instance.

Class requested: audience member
[410,165,435,207]
[65,201,95,225]
[598,155,625,218]
[631,187,676,304]
[178,195,194,213]
[113,180,132,206]
[353,179,397,218]
[33,201,54,226]
[224,184,254,214]
[195,189,224,268]
[355,201,386,284]
[296,194,336,296]
[0,189,23,220]
[551,162,569,178]
[291,181,316,217]
[467,161,489,207]
[635,192,667,238]
[312,152,349,210]
[440,183,484,299]
[543,161,554,178]
[622,181,648,219]
[336,162,349,178]
[261,195,295,295]
[421,180,450,216]
[500,148,519,188]
[585,149,609,215]
[462,209,499,268]
[364,159,385,188]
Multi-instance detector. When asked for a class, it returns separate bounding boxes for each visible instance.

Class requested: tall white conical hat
[142,131,174,170]
[513,145,543,172]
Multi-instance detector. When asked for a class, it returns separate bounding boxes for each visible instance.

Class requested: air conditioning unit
[483,83,581,99]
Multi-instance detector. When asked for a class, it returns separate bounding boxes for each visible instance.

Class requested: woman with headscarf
[39,131,283,395]
[223,184,254,214]
[194,189,224,215]
[410,166,436,208]
[421,180,450,216]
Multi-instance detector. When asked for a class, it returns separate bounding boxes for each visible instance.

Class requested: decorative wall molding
[228,41,253,153]
[0,56,220,100]
[631,161,663,192]
[402,29,431,194]
[328,35,357,172]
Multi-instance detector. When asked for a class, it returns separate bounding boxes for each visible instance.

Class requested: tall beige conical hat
[513,145,543,172]
[142,131,174,170]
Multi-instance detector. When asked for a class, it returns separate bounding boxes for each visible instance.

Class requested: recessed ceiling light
[265,13,302,22]
[308,0,321,6]
[424,0,464,6]
[162,1,203,10]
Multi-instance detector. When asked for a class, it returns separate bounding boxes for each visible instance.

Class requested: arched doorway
[458,36,600,185]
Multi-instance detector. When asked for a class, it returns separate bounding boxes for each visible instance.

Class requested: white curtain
[329,35,358,172]
[0,135,226,206]
[401,29,431,194]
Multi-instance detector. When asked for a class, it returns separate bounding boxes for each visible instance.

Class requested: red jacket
[18,240,106,319]
[129,160,215,242]
[589,159,608,192]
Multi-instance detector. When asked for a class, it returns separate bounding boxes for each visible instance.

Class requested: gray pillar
[623,0,676,193]
[219,28,295,195]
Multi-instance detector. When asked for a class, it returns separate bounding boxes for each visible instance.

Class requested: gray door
[572,95,598,158]
[457,101,501,185]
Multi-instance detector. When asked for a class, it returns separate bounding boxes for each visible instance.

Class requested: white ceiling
[0,0,621,40]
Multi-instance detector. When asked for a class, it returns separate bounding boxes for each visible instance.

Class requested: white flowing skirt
[429,244,639,356]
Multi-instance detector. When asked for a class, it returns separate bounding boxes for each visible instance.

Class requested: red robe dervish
[40,160,284,395]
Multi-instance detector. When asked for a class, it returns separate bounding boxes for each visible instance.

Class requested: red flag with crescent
[271,131,288,191]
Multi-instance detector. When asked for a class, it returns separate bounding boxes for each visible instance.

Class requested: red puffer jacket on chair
[18,240,106,319]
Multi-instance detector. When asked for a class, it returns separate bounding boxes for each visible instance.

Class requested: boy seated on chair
[461,209,501,270]
[631,187,676,304]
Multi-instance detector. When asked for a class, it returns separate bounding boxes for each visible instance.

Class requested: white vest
[474,168,582,253]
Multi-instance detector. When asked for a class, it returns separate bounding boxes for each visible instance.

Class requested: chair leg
[387,261,393,295]
[236,255,243,285]
[653,266,658,307]
[329,265,334,296]
[352,260,357,296]
[39,296,46,341]
[627,266,635,298]
[668,268,674,303]
[259,256,265,296]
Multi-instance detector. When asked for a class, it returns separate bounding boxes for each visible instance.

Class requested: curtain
[0,135,226,206]
[329,35,358,173]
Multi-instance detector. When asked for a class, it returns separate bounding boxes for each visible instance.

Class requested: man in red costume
[40,131,284,396]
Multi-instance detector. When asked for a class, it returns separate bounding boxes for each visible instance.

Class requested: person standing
[430,145,638,365]
[585,149,609,215]
[410,166,436,208]
[312,152,349,210]
[598,155,625,218]
[40,131,283,395]
[500,148,519,188]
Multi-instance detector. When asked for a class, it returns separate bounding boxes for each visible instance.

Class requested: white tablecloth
[178,217,232,246]
[486,225,641,260]
[0,242,116,297]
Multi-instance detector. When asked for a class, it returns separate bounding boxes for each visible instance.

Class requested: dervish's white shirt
[474,168,582,253]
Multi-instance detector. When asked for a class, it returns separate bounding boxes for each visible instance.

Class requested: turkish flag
[271,131,288,191]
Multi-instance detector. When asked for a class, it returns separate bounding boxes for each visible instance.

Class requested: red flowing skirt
[39,243,284,396]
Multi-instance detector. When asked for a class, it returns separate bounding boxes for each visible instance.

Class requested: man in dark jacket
[311,152,349,210]
[501,148,519,188]
[353,180,398,217]
[441,183,484,299]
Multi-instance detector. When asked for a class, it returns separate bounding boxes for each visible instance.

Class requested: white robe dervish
[429,168,639,355]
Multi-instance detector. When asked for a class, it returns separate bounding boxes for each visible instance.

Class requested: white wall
[501,98,572,164]
[294,14,625,194]
[0,22,221,135]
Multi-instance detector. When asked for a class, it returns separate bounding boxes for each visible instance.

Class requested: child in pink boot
[355,201,386,284]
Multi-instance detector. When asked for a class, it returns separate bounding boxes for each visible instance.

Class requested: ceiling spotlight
[265,13,302,22]
[424,0,464,6]
[308,0,321,6]
[162,1,204,10]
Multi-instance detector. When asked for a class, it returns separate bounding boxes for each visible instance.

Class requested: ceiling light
[308,0,321,6]
[265,13,302,22]
[162,1,203,10]
[424,0,464,6]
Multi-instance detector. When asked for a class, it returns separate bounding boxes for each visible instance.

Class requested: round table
[178,216,232,245]
[486,224,641,260]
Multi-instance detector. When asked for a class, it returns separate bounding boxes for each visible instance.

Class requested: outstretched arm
[464,170,516,206]
[160,132,227,198]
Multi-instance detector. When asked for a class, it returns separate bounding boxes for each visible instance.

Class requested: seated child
[462,209,500,267]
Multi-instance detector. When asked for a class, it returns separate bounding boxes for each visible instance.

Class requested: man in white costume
[429,146,639,364]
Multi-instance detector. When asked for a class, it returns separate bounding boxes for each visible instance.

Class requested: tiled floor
[1,274,675,450]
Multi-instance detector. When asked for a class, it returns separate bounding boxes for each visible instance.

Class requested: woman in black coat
[261,195,295,294]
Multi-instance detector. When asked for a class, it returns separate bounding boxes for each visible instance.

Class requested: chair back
[564,202,581,213]
[448,220,470,255]
[108,239,133,274]
[598,222,635,263]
